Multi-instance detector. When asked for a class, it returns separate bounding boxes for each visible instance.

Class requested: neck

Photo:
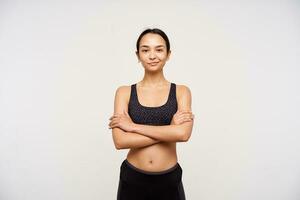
[139,72,169,87]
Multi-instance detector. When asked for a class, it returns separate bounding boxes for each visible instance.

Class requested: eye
[141,49,148,52]
[157,49,163,52]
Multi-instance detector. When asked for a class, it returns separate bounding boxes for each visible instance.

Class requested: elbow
[114,137,129,150]
[112,128,126,150]
[177,123,193,142]
[114,142,122,150]
[180,132,191,142]
[178,127,192,142]
[114,139,125,150]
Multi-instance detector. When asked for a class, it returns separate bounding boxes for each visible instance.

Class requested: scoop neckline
[135,82,173,109]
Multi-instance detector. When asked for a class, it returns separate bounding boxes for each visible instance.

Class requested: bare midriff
[126,142,178,172]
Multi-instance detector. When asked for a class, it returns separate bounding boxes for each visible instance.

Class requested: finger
[180,118,192,123]
[109,115,116,120]
[178,118,189,124]
[178,110,192,115]
[175,111,186,116]
[115,114,123,119]
[110,114,120,119]
[183,113,193,119]
[109,116,116,121]
[181,116,192,121]
[177,117,187,123]
[178,114,192,119]
[110,121,118,128]
[178,116,193,123]
[108,121,114,128]
[177,115,185,121]
[185,117,193,121]
[184,118,192,122]
[185,113,194,119]
[110,118,118,126]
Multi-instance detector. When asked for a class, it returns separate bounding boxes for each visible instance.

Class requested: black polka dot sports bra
[128,82,178,126]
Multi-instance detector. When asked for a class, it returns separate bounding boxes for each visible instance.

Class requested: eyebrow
[140,45,165,48]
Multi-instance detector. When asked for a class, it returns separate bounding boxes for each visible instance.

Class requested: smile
[149,62,159,66]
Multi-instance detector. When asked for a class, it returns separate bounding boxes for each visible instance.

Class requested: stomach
[126,142,178,172]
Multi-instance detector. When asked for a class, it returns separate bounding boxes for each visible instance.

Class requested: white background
[0,0,299,199]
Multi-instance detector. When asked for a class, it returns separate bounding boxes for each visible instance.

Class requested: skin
[109,33,194,172]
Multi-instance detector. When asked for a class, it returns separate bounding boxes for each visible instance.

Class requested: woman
[109,28,194,200]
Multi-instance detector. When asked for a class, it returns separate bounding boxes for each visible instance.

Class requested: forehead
[139,33,166,48]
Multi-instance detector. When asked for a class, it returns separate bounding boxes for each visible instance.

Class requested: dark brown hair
[136,28,171,53]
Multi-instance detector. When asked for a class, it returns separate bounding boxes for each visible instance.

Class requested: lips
[149,62,159,65]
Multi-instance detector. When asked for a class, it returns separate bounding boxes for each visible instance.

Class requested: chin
[147,67,163,72]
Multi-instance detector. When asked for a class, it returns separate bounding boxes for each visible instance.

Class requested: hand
[108,110,135,132]
[171,110,194,125]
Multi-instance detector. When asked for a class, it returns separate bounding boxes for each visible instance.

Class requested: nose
[149,51,156,59]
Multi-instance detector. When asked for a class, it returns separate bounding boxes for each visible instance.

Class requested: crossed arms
[109,85,194,150]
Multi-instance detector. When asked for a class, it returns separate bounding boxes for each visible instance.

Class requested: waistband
[124,159,180,175]
[120,159,183,186]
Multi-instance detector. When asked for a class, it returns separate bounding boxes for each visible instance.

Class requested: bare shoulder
[176,84,192,99]
[115,85,131,96]
[175,84,192,111]
[113,85,131,114]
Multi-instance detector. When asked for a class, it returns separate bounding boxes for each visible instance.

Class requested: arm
[131,85,194,142]
[111,86,161,150]
[112,128,160,150]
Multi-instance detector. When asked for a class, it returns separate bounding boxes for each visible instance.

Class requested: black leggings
[117,159,186,200]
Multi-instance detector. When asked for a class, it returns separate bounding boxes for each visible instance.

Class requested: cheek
[158,54,168,60]
[139,54,148,61]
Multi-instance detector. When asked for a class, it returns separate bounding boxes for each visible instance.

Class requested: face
[136,33,171,72]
